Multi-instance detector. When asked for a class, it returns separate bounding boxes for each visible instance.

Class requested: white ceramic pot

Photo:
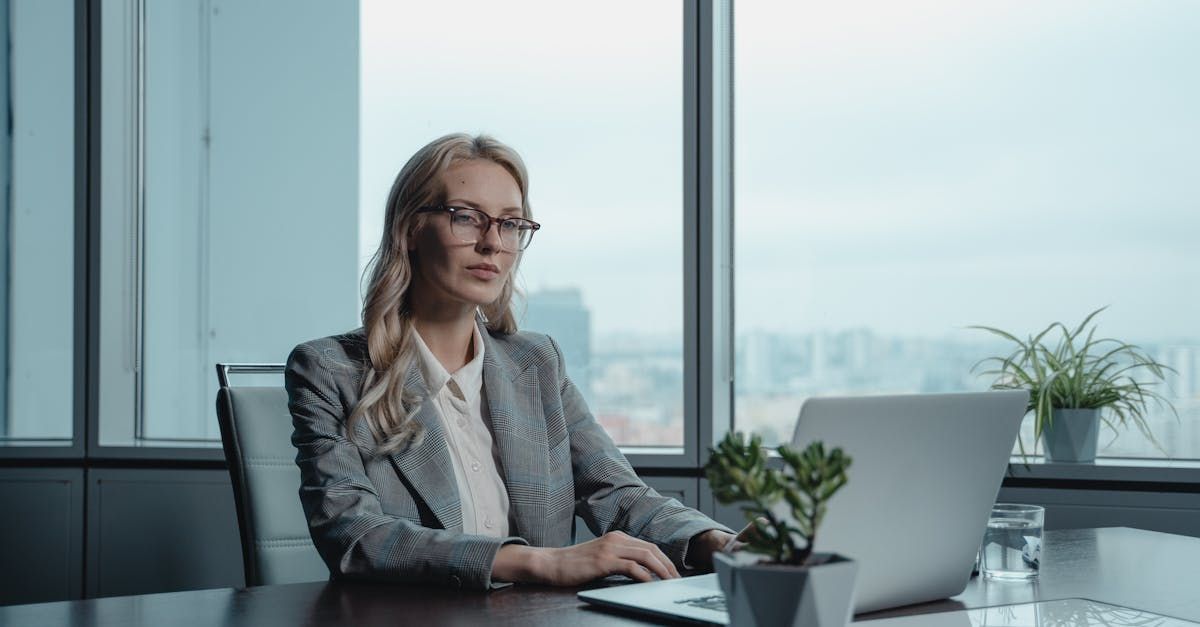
[713,551,858,627]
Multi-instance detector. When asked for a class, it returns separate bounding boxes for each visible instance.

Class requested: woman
[286,133,736,590]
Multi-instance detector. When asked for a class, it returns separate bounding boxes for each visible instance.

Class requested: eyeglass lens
[449,208,533,250]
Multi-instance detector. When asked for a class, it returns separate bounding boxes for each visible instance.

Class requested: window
[97,0,359,445]
[733,1,1200,458]
[90,0,1200,464]
[360,0,686,447]
[0,0,75,443]
[95,0,689,450]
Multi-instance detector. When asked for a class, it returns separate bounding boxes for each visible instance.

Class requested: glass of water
[982,503,1044,580]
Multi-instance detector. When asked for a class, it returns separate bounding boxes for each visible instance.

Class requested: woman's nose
[476,221,503,253]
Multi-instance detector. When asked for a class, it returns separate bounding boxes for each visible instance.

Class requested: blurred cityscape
[523,288,684,446]
[524,289,1200,458]
[735,329,1200,460]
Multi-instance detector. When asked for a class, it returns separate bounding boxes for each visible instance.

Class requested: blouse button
[471,461,481,472]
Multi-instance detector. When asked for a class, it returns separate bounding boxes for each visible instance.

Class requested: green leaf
[970,307,1177,462]
[706,435,853,565]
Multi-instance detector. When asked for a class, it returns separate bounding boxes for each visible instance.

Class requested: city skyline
[524,285,1200,458]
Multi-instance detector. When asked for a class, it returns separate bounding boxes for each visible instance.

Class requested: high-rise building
[523,287,593,399]
[1163,345,1197,400]
[738,330,775,394]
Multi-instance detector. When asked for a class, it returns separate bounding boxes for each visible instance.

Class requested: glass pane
[360,1,685,447]
[734,1,1200,458]
[100,0,360,443]
[1,0,75,442]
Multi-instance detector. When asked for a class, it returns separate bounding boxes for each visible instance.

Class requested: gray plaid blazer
[285,322,730,590]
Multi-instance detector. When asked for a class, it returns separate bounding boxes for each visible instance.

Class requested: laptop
[578,390,1029,624]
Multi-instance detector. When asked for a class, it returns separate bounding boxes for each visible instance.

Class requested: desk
[2,527,1197,626]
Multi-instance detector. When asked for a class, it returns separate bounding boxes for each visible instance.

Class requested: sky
[734,0,1199,342]
[359,0,682,336]
[360,0,1199,343]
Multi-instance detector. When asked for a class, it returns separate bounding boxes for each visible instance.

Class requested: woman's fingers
[541,532,684,586]
[651,543,680,579]
[612,544,675,581]
[603,534,679,580]
[618,559,656,583]
[735,517,769,543]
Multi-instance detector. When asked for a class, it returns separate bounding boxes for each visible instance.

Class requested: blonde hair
[352,133,531,454]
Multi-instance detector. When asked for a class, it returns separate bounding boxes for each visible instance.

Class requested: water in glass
[983,517,1041,580]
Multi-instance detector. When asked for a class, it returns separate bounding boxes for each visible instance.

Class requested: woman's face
[408,159,524,314]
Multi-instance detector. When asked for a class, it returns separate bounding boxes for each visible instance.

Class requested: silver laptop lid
[793,391,1028,614]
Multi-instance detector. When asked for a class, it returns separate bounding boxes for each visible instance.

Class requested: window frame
[82,0,225,461]
[620,0,711,469]
[725,0,1200,467]
[2,0,1193,484]
[0,0,88,460]
[77,0,721,465]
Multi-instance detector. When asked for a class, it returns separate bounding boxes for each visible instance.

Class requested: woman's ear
[405,224,418,252]
[405,213,428,252]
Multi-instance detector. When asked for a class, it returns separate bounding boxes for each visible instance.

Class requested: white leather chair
[215,363,328,586]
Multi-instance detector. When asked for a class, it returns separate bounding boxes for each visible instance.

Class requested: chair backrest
[215,363,328,587]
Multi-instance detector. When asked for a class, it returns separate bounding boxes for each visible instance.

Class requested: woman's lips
[460,263,494,278]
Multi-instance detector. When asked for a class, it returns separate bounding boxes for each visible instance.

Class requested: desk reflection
[866,599,1196,627]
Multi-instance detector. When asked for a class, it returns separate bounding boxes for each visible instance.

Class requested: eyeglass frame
[415,205,541,252]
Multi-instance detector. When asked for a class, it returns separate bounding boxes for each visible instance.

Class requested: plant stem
[760,507,794,564]
[798,508,820,565]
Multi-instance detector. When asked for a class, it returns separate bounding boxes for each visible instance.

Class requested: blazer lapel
[481,325,550,546]
[386,362,463,532]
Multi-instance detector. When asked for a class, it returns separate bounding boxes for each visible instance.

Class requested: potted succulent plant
[971,307,1176,463]
[705,431,855,627]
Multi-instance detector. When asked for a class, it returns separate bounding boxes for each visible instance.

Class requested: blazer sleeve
[286,342,528,590]
[549,337,734,572]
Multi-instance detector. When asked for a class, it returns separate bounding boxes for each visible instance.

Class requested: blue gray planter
[1041,408,1101,463]
[713,551,857,627]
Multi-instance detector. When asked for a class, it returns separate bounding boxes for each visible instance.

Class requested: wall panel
[87,468,243,597]
[0,468,83,605]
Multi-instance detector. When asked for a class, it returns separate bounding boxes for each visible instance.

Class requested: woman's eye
[451,213,477,225]
[500,220,519,232]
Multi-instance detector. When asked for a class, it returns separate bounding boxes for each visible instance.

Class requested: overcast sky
[360,0,1199,343]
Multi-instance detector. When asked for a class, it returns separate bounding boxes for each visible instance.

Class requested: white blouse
[411,326,512,538]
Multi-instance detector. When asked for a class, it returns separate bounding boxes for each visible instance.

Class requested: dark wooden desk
[3,527,1198,627]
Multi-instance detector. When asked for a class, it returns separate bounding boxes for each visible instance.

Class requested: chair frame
[215,362,287,587]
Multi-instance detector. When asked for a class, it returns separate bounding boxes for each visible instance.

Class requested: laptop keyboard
[674,594,727,613]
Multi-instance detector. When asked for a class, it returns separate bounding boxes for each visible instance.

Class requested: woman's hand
[683,519,765,571]
[684,529,738,572]
[493,531,680,586]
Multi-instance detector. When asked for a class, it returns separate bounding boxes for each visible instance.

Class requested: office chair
[215,363,328,586]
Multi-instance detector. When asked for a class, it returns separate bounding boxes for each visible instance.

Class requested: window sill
[1005,456,1200,487]
[86,442,226,464]
[0,439,74,447]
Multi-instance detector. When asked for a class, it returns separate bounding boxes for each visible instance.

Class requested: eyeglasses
[416,205,541,252]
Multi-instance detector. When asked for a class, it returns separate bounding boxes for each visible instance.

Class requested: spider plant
[970,307,1177,459]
